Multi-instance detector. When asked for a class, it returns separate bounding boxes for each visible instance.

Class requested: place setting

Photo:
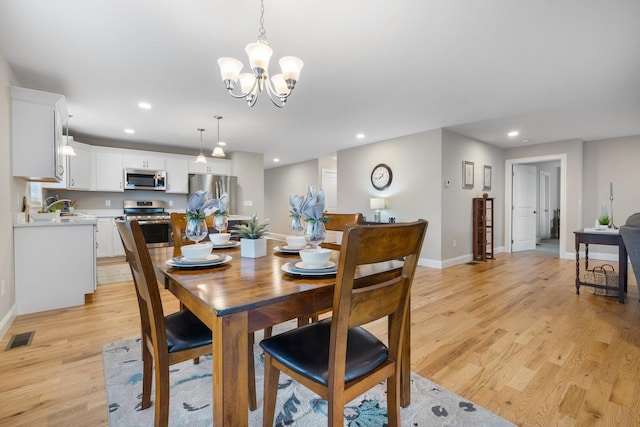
[208,231,240,249]
[274,235,309,254]
[281,247,337,276]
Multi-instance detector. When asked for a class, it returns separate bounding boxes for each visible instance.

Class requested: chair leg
[386,374,401,427]
[248,332,257,411]
[262,354,281,427]
[327,399,344,427]
[154,359,171,427]
[263,326,273,339]
[141,342,153,409]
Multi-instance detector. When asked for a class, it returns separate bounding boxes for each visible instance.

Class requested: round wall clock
[371,163,392,190]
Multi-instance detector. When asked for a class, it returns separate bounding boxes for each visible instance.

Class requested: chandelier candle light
[212,116,226,158]
[195,128,207,164]
[217,0,303,107]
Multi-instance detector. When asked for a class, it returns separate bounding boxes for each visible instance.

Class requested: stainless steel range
[123,200,172,248]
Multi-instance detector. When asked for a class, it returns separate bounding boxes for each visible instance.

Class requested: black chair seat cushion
[165,309,212,353]
[259,319,388,386]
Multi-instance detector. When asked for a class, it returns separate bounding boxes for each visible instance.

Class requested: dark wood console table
[574,230,628,303]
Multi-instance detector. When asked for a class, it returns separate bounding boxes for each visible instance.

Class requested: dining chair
[170,212,218,257]
[320,212,363,251]
[260,219,428,427]
[116,220,258,426]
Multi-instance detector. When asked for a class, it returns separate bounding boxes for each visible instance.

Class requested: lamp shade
[212,146,226,158]
[218,57,243,82]
[370,198,386,210]
[245,41,273,70]
[279,56,303,82]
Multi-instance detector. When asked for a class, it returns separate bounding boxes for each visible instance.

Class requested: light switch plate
[244,201,253,206]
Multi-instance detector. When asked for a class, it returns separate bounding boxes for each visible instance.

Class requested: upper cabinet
[67,147,93,190]
[189,158,231,175]
[165,158,189,194]
[96,152,124,192]
[11,86,67,182]
[122,154,165,171]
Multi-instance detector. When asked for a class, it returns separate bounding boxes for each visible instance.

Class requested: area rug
[103,334,515,426]
[97,263,132,285]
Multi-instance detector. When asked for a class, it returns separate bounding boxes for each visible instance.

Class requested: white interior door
[512,164,537,251]
[539,171,551,240]
[321,169,337,213]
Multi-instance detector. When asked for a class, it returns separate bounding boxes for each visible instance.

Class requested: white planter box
[240,238,267,258]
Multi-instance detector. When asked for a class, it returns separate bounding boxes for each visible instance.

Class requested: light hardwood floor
[1,251,639,426]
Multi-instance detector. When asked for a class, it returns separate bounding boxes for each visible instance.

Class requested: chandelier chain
[258,0,267,42]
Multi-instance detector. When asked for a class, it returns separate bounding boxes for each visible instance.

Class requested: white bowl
[181,243,213,260]
[286,235,307,249]
[209,233,231,244]
[31,211,61,222]
[299,248,332,268]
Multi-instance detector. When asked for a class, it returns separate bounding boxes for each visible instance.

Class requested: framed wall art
[463,160,474,189]
[483,165,492,190]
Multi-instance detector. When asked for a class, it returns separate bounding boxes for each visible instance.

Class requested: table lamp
[370,198,386,222]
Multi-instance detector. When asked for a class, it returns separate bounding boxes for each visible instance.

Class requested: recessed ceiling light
[218,141,227,146]
[273,158,280,162]
[508,130,519,137]
[124,128,135,134]
[138,102,152,109]
[356,133,365,139]
[520,139,530,143]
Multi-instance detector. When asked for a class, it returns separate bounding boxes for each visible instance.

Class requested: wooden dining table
[150,238,409,426]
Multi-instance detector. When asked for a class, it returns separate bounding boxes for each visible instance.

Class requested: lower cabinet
[14,222,96,315]
[97,217,125,258]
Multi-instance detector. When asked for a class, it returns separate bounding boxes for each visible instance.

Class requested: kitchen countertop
[14,215,97,228]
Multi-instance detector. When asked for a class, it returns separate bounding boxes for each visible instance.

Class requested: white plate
[173,254,221,265]
[274,245,307,254]
[294,261,336,271]
[166,254,232,268]
[210,241,240,249]
[281,262,337,276]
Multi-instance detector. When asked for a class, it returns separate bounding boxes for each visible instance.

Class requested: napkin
[187,190,218,218]
[207,192,229,216]
[300,187,325,221]
[289,194,304,217]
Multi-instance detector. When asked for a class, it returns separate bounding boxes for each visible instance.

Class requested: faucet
[43,198,72,212]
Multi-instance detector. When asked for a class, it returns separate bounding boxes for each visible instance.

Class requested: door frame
[505,154,567,258]
[539,171,551,240]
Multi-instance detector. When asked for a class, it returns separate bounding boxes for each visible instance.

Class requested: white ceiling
[1,0,639,168]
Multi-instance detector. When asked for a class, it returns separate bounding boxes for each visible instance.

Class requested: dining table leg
[213,311,249,426]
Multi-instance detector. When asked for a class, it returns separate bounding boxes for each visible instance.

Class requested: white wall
[264,159,319,235]
[441,130,505,264]
[0,51,20,338]
[230,151,265,219]
[336,129,443,265]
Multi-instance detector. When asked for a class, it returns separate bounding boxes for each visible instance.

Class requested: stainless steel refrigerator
[188,174,238,214]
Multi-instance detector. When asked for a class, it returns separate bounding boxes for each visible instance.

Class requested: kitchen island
[14,217,97,314]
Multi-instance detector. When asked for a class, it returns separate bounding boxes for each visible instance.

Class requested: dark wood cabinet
[473,197,494,260]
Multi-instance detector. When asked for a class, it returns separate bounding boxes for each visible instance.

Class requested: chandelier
[217,0,303,108]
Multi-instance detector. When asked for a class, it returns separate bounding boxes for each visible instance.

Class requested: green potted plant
[597,205,610,229]
[232,213,269,258]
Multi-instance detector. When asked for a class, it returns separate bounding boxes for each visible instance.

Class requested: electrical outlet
[453,239,457,248]
[1,279,5,297]
[168,200,173,207]
[105,199,111,207]
[244,200,253,207]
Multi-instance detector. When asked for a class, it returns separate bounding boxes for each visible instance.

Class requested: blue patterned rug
[103,332,515,426]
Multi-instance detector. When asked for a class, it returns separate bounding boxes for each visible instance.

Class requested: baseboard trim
[0,304,17,343]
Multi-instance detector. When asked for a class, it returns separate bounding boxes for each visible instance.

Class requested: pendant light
[195,128,207,164]
[212,116,226,158]
[62,115,76,156]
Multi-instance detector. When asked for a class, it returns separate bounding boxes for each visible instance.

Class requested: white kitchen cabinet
[11,86,67,182]
[67,146,92,190]
[122,154,165,170]
[96,152,124,191]
[112,220,125,257]
[14,222,96,314]
[189,158,231,175]
[96,218,113,258]
[165,157,189,194]
[97,217,125,258]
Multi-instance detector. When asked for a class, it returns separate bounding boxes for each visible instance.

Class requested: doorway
[505,154,567,258]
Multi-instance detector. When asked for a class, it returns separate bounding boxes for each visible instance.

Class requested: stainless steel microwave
[124,168,167,191]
